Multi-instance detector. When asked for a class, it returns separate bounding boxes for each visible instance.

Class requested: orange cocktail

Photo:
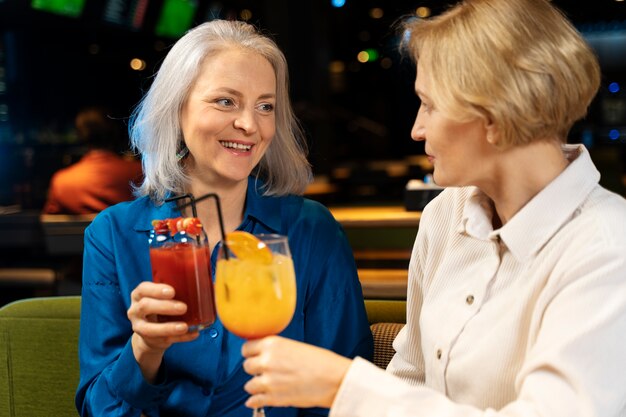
[215,233,296,339]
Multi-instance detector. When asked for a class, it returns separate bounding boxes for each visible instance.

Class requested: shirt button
[209,328,219,338]
[436,349,442,359]
[466,295,475,305]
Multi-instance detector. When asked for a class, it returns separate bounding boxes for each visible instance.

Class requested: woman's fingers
[128,297,187,321]
[128,281,188,323]
[241,336,351,409]
[131,281,175,301]
[132,317,188,337]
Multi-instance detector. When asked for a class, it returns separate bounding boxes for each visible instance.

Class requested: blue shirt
[76,178,373,417]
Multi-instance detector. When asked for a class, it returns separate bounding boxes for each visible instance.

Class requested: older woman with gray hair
[76,20,372,417]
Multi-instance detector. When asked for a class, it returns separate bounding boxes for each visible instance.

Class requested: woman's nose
[410,114,425,142]
[233,108,258,134]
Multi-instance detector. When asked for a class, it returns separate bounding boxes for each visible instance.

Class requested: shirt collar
[460,144,600,262]
[133,176,282,233]
[133,196,182,232]
[243,176,282,233]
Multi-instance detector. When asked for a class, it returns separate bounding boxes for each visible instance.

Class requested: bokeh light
[380,57,393,69]
[130,58,147,71]
[416,7,431,18]
[369,8,383,18]
[240,9,252,21]
[609,129,620,140]
[329,60,346,73]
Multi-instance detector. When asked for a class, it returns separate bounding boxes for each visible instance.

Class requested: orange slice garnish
[225,231,273,264]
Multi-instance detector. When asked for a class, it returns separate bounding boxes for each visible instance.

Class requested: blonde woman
[241,1,626,416]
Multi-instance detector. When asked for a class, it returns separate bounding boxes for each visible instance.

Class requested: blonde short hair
[130,20,311,202]
[403,0,601,148]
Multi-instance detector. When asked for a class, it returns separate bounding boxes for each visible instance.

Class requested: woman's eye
[258,103,275,112]
[216,98,234,107]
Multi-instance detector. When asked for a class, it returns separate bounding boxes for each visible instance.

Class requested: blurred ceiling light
[380,57,392,69]
[130,58,147,71]
[332,0,346,7]
[240,9,252,21]
[357,51,370,63]
[329,60,346,73]
[416,6,431,18]
[369,8,383,18]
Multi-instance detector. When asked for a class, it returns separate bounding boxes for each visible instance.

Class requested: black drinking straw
[165,193,229,259]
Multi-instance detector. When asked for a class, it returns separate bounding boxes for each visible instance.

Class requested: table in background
[329,205,420,299]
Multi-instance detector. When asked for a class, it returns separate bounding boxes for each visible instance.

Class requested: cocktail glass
[149,226,216,331]
[215,233,297,417]
[148,192,228,332]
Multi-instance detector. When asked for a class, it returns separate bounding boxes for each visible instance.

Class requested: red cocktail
[149,217,216,331]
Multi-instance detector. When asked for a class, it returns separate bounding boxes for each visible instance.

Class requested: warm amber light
[329,60,346,73]
[240,9,252,20]
[369,8,383,18]
[416,6,431,18]
[357,51,369,63]
[130,58,146,71]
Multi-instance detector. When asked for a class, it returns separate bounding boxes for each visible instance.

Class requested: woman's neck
[480,140,569,227]
[182,179,249,253]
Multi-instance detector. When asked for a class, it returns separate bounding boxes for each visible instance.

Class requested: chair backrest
[0,296,81,417]
[39,214,95,256]
[364,299,406,369]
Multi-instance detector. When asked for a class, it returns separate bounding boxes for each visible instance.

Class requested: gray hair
[130,20,312,202]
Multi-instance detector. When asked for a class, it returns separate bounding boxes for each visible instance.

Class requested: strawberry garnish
[151,217,203,237]
[183,217,203,236]
[166,217,182,235]
[151,219,169,235]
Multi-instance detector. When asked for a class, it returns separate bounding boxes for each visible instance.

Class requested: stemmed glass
[215,233,297,417]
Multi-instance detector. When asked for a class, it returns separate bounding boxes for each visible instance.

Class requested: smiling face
[410,64,497,188]
[180,48,277,188]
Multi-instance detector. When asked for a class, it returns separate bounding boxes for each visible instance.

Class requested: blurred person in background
[43,105,143,214]
[240,1,626,416]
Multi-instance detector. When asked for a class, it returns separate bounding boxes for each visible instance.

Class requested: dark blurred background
[0,0,625,209]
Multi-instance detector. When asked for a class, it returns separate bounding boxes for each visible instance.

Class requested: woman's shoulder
[421,186,472,221]
[283,194,336,223]
[87,196,153,234]
[575,186,626,246]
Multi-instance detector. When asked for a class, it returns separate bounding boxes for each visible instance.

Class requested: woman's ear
[484,119,500,146]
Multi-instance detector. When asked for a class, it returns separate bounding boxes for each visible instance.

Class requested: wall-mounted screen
[31,0,86,18]
[155,0,198,39]
[103,0,150,31]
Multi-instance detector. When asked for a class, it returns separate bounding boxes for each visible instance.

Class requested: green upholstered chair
[0,296,81,417]
[0,295,405,416]
[364,299,406,369]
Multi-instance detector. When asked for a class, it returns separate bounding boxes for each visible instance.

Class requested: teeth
[220,141,252,151]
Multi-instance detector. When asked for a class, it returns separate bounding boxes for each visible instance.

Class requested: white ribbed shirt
[331,144,626,417]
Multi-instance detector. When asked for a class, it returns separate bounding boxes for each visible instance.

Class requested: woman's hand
[241,336,353,409]
[127,281,200,382]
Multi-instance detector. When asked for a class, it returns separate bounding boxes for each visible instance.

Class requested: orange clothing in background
[43,150,143,214]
